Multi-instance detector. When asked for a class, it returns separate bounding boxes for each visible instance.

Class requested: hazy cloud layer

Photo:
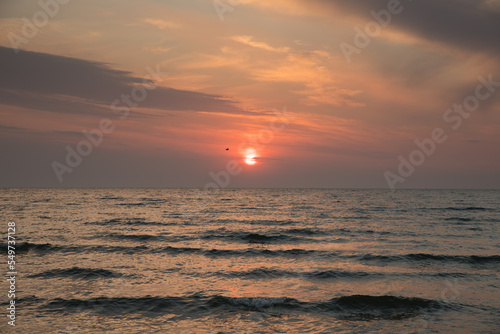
[303,0,500,54]
[0,46,245,115]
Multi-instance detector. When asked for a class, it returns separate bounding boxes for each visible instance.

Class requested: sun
[244,148,257,165]
[245,156,257,165]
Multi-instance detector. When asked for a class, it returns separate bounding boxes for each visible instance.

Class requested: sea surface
[1,188,499,333]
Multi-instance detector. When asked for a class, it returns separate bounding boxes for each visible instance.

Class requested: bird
[226,148,229,151]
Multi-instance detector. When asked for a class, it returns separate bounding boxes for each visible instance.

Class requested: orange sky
[0,0,499,188]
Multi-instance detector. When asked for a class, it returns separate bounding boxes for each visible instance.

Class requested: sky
[0,0,499,188]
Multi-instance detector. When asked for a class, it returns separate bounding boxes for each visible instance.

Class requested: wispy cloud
[253,52,363,107]
[230,36,290,53]
[144,18,182,30]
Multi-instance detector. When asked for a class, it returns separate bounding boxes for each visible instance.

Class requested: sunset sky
[1,0,499,188]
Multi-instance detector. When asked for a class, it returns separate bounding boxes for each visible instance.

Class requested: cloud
[0,88,111,116]
[251,0,500,54]
[0,46,248,116]
[344,0,500,54]
[0,124,27,131]
[230,36,290,53]
[0,46,141,101]
[252,52,363,107]
[143,18,182,30]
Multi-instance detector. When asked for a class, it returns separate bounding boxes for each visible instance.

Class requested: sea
[1,188,499,333]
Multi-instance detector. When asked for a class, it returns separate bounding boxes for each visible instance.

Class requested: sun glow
[244,148,257,165]
[245,156,257,165]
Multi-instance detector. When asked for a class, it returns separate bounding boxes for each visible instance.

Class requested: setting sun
[244,148,257,165]
[245,156,257,165]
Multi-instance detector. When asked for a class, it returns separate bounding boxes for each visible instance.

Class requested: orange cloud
[230,35,290,53]
[143,18,182,30]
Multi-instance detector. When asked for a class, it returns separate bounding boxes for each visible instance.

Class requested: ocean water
[1,188,499,333]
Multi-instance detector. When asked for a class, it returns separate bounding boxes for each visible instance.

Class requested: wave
[444,217,474,223]
[139,197,167,203]
[428,206,494,212]
[28,267,123,280]
[15,241,499,267]
[210,219,298,226]
[112,198,167,206]
[239,233,292,243]
[201,227,389,244]
[0,295,45,307]
[3,242,149,256]
[32,198,51,203]
[40,294,444,320]
[312,228,396,238]
[208,268,490,280]
[162,246,201,255]
[204,248,324,258]
[216,269,380,280]
[216,268,293,279]
[1,242,63,254]
[106,233,164,242]
[201,231,308,244]
[315,295,443,320]
[99,196,124,200]
[361,253,500,265]
[210,296,301,311]
[445,206,492,211]
[283,228,326,235]
[212,268,489,280]
[116,203,146,206]
[160,246,330,258]
[105,233,194,243]
[305,270,376,279]
[85,218,174,226]
[4,242,171,256]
